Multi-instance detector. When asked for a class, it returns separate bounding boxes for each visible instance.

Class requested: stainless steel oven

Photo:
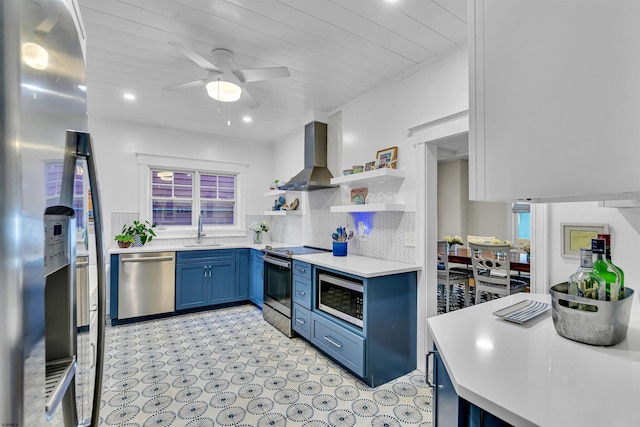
[317,272,364,328]
[261,246,331,337]
[263,255,292,315]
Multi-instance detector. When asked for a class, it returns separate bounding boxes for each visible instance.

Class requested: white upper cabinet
[469,0,640,202]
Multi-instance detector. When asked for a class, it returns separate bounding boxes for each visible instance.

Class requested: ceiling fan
[164,42,291,108]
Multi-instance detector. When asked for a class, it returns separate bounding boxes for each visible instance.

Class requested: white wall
[271,127,305,188]
[87,117,275,240]
[549,202,640,289]
[468,201,510,241]
[437,159,510,243]
[340,47,469,212]
[437,160,469,239]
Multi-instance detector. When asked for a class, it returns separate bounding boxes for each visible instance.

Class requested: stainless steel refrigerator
[1,0,106,426]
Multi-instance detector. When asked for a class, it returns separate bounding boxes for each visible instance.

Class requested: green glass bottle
[568,248,604,310]
[591,239,622,301]
[598,233,625,299]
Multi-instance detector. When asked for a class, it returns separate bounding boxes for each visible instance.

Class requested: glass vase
[447,243,457,254]
[253,231,262,244]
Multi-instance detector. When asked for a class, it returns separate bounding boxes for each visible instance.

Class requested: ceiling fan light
[22,42,49,70]
[206,81,242,102]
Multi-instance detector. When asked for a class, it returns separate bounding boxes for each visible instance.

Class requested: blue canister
[332,242,347,256]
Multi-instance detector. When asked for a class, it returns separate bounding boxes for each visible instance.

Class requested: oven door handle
[263,255,291,269]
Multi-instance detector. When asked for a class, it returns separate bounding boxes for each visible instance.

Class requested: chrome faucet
[197,213,206,243]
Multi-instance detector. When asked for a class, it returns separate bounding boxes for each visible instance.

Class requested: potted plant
[269,179,280,190]
[115,220,157,248]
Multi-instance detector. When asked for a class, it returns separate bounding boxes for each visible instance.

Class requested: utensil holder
[332,242,347,256]
[550,282,634,346]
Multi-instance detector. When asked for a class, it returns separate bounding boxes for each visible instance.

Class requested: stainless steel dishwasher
[118,252,176,319]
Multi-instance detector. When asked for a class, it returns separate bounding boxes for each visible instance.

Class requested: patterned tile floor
[99,304,432,426]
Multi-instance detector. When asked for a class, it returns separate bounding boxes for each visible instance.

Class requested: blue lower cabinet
[176,262,208,310]
[311,312,365,377]
[210,260,236,305]
[292,303,311,340]
[175,250,236,310]
[250,249,264,307]
[434,345,512,427]
[306,266,417,387]
[434,346,462,427]
[235,249,250,301]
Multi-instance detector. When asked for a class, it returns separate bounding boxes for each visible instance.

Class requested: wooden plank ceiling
[79,0,467,144]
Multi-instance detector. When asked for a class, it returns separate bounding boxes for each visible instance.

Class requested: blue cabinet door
[235,249,250,301]
[250,250,264,307]
[209,260,236,305]
[176,262,208,310]
[434,346,461,427]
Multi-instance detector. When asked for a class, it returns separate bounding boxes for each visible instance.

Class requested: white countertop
[428,292,640,427]
[292,252,420,278]
[109,241,420,278]
[108,241,293,255]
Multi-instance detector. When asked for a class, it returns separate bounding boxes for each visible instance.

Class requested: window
[137,153,247,236]
[150,169,237,227]
[45,162,85,228]
[200,173,235,225]
[512,202,531,240]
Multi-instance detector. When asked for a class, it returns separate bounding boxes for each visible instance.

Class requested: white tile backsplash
[112,194,416,263]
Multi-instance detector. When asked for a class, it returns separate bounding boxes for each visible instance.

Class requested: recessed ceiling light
[123,93,136,101]
[242,116,252,123]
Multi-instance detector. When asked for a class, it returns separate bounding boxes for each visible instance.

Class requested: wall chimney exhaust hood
[279,121,337,191]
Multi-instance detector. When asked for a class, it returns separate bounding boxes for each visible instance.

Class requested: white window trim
[137,153,249,238]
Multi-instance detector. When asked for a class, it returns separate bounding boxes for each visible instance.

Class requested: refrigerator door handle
[65,130,106,427]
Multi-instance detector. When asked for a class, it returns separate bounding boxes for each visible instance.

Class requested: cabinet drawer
[292,260,311,280]
[292,304,311,340]
[177,249,234,263]
[292,276,312,309]
[311,313,365,377]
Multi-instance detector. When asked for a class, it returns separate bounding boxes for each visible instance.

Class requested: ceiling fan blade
[168,41,222,73]
[233,67,291,83]
[241,88,260,109]
[35,11,60,35]
[163,79,207,91]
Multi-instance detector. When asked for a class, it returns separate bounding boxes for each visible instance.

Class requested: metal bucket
[550,283,634,346]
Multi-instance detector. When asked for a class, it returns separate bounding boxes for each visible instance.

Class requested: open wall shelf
[330,168,405,186]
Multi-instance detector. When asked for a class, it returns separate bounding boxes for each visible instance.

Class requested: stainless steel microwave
[317,273,364,327]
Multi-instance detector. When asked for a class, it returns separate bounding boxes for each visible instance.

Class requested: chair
[437,241,474,312]
[466,235,496,249]
[515,238,530,254]
[468,242,528,303]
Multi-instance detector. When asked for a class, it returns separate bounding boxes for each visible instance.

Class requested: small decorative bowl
[352,165,364,173]
[343,169,353,175]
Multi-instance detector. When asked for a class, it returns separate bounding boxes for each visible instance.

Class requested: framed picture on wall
[376,146,398,169]
[561,223,609,258]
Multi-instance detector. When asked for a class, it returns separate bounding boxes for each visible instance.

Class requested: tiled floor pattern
[99,304,432,426]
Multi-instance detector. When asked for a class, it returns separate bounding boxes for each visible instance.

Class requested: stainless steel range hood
[279,121,337,191]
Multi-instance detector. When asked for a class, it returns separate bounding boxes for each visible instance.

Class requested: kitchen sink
[182,242,222,248]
